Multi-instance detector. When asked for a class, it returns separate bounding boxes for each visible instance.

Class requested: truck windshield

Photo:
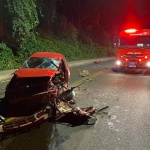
[22,57,59,70]
[119,36,150,48]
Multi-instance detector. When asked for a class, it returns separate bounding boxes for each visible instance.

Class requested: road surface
[0,59,150,150]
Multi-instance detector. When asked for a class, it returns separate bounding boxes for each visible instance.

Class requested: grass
[0,35,116,70]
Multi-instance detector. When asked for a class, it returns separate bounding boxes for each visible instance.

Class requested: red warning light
[125,29,137,33]
[145,56,148,59]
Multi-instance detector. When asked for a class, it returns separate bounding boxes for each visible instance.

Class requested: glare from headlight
[146,62,150,67]
[116,60,121,66]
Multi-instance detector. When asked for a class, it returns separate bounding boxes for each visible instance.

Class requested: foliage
[38,0,57,32]
[0,43,15,70]
[65,23,78,43]
[0,0,116,71]
[7,0,39,49]
[54,15,77,41]
[0,33,113,70]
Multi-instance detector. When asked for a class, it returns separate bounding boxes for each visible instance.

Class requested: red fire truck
[113,28,150,72]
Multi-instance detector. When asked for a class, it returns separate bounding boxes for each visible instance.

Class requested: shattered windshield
[119,36,150,48]
[22,57,59,70]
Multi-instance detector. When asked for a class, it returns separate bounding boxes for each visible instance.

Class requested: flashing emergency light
[138,59,141,62]
[145,56,148,59]
[125,29,137,33]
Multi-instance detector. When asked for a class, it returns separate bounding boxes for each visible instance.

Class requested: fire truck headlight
[116,60,121,66]
[146,62,150,67]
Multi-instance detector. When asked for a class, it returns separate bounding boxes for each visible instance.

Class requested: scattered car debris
[0,84,97,133]
[79,70,90,77]
[0,107,49,133]
[95,106,109,115]
[97,105,109,112]
[108,122,114,129]
[94,60,100,64]
[88,78,93,81]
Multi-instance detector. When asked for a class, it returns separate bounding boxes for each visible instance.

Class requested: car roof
[30,52,65,59]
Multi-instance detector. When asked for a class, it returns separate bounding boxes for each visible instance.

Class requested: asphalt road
[1,59,150,150]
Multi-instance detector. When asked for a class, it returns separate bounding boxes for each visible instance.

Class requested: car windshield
[22,57,59,70]
[119,36,150,48]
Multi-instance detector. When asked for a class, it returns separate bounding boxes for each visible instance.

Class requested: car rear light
[125,58,128,61]
[145,56,148,59]
[121,55,123,58]
[139,59,141,62]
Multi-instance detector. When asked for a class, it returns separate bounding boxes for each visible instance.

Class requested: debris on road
[79,70,90,77]
[108,122,114,129]
[94,106,109,118]
[94,60,101,64]
[0,83,97,134]
[96,106,109,113]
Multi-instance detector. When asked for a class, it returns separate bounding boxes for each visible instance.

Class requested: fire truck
[113,28,150,72]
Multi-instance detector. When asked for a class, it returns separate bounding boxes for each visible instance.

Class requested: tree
[6,0,39,49]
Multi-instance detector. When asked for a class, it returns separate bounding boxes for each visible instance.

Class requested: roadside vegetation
[0,0,116,70]
[0,36,116,70]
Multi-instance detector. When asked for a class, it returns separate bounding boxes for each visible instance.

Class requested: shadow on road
[48,113,95,127]
[111,67,150,76]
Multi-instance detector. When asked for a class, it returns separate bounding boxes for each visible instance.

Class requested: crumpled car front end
[4,75,52,115]
[7,75,50,101]
[4,69,67,116]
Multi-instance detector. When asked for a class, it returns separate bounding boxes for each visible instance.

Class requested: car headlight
[146,62,150,67]
[116,60,121,66]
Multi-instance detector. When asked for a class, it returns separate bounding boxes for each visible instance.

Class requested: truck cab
[113,29,150,71]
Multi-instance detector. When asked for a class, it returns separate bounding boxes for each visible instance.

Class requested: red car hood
[13,68,59,78]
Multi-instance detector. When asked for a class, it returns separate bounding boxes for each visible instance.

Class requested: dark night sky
[58,0,150,35]
[122,0,150,30]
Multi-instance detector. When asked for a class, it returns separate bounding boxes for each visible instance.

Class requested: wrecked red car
[4,52,70,116]
[0,52,97,135]
[0,52,97,134]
